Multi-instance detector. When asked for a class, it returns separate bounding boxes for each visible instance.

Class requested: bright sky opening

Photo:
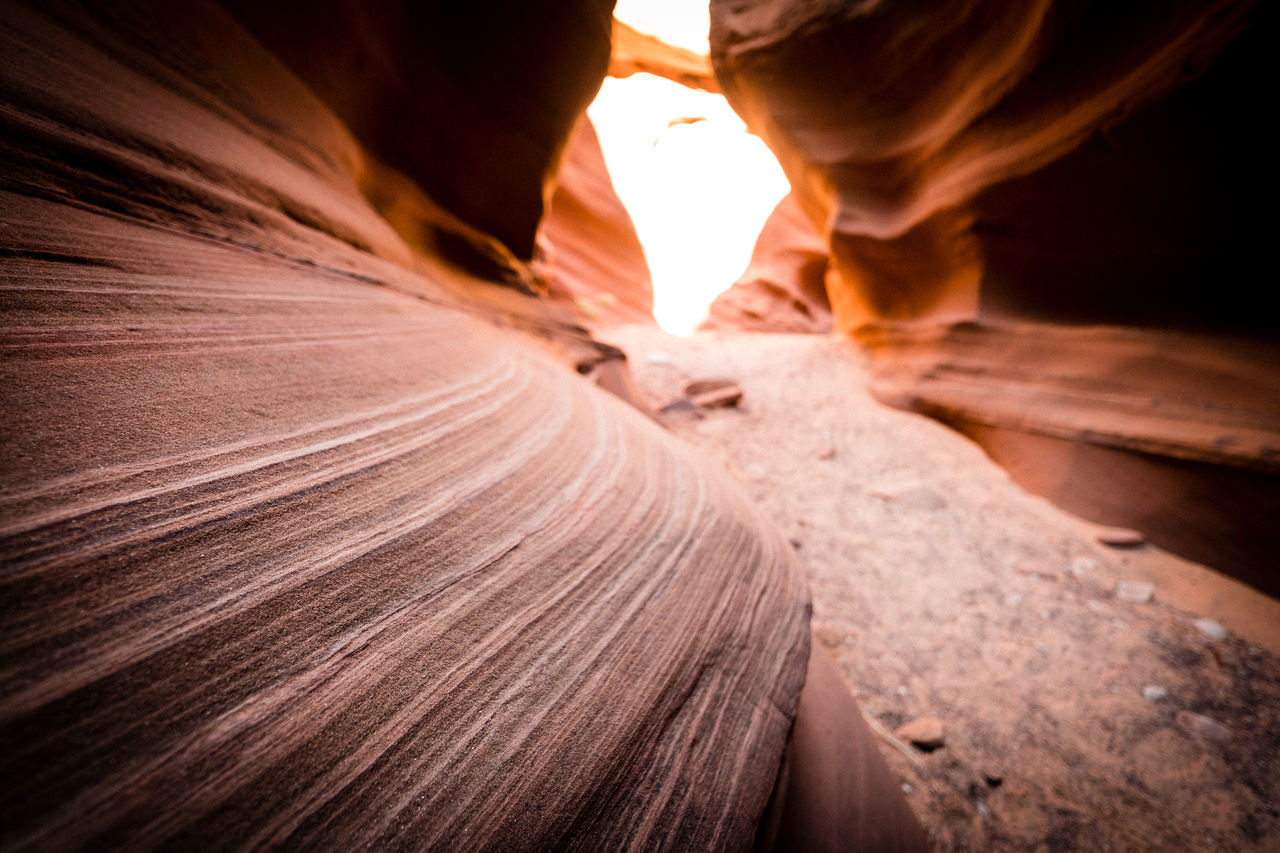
[589,5,790,336]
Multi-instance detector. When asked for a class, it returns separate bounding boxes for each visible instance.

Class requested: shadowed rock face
[702,192,833,334]
[221,0,614,261]
[0,2,810,847]
[710,0,1280,587]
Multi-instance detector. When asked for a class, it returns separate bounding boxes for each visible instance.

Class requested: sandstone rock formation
[537,117,656,328]
[609,18,720,93]
[709,0,1279,588]
[702,192,833,333]
[0,2,813,847]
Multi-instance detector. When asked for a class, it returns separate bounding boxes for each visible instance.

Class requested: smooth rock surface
[538,116,656,327]
[702,193,833,333]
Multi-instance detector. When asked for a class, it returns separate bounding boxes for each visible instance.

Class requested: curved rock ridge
[709,0,1259,329]
[538,116,656,328]
[221,0,615,262]
[702,192,833,333]
[609,18,720,93]
[0,2,810,848]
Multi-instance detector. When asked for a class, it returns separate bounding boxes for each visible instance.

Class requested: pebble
[1194,618,1228,641]
[1176,711,1233,744]
[645,350,671,365]
[689,384,743,409]
[1142,685,1168,702]
[895,716,946,750]
[1096,526,1146,548]
[817,446,837,460]
[1114,580,1155,604]
[982,770,1004,787]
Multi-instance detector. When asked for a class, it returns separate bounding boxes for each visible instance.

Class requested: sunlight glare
[588,75,790,336]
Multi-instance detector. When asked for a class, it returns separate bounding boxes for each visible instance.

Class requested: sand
[607,325,1280,851]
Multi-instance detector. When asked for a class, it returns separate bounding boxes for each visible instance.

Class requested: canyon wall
[702,192,833,334]
[0,1,813,846]
[710,0,1279,589]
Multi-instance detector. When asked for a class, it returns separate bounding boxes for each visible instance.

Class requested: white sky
[588,74,789,335]
[613,0,710,53]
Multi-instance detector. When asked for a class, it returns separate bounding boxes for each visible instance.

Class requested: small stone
[1176,711,1233,744]
[902,783,913,795]
[1142,685,1168,702]
[817,446,837,460]
[689,384,743,408]
[975,801,992,820]
[982,770,1003,787]
[895,716,946,750]
[1114,580,1155,604]
[645,350,671,365]
[789,537,803,551]
[1096,526,1145,548]
[814,624,842,648]
[1194,618,1228,641]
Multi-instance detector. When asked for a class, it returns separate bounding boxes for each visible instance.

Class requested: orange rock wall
[709,0,1279,586]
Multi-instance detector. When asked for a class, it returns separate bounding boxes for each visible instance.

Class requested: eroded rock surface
[709,0,1278,585]
[702,192,833,333]
[0,2,810,847]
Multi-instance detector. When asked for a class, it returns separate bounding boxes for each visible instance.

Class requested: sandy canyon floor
[605,326,1280,852]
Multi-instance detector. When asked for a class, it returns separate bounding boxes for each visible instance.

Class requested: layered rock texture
[702,192,833,334]
[0,2,812,847]
[709,0,1279,588]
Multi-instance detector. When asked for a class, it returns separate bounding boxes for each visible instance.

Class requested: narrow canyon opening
[2,2,1276,851]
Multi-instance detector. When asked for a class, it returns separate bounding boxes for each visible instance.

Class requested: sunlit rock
[537,116,656,328]
[702,192,833,333]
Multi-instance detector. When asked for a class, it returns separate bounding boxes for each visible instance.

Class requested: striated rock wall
[710,0,1279,586]
[0,1,812,847]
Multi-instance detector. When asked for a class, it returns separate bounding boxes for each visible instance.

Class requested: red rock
[1176,711,1233,744]
[685,378,744,408]
[1097,527,1146,548]
[896,716,947,750]
[708,0,1280,593]
[0,5,808,848]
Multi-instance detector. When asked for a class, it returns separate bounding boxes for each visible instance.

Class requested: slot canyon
[1,1,1276,850]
